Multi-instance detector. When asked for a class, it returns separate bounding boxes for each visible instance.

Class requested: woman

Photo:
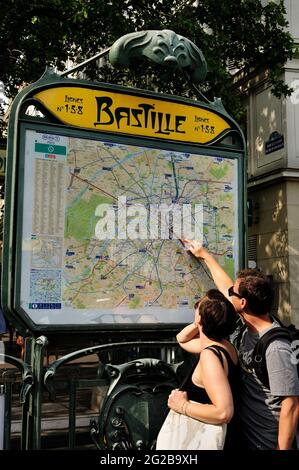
[158,289,238,450]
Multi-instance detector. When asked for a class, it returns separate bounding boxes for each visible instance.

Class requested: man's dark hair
[195,289,237,341]
[236,268,273,316]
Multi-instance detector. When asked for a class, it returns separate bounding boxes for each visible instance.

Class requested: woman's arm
[168,349,234,424]
[176,323,201,354]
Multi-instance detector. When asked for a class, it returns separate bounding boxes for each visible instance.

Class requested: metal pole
[0,384,5,450]
[21,337,34,450]
[60,48,110,77]
[0,342,5,449]
[32,336,47,450]
[3,380,12,450]
[68,379,77,449]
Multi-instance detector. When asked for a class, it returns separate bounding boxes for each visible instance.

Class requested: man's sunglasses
[228,286,244,299]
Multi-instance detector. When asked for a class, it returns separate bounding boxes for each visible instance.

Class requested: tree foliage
[0,0,294,129]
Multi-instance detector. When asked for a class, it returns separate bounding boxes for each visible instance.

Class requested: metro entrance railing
[1,340,181,450]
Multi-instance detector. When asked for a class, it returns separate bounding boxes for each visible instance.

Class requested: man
[183,239,299,450]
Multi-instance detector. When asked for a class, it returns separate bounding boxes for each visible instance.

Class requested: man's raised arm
[182,239,234,298]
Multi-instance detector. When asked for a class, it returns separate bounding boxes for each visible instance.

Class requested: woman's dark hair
[195,289,237,341]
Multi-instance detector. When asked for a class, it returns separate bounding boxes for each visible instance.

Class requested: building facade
[240,0,299,325]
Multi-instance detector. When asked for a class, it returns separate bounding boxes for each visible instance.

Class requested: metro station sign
[34,86,231,145]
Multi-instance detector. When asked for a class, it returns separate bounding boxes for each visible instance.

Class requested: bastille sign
[33,86,231,144]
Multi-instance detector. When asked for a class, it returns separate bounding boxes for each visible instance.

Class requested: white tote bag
[156,405,226,450]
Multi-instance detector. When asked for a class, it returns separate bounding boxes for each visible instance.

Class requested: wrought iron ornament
[109,29,207,83]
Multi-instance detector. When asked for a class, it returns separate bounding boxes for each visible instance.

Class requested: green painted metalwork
[44,340,177,397]
[0,354,33,396]
[2,72,246,337]
[32,336,47,449]
[1,30,247,450]
[2,382,12,450]
[43,340,178,450]
[17,336,47,450]
[109,29,207,83]
[68,377,77,448]
[0,352,33,449]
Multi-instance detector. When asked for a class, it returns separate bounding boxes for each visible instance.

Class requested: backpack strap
[252,327,291,389]
[233,319,247,352]
[269,314,284,327]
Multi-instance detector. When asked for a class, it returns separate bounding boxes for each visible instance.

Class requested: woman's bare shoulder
[200,340,238,365]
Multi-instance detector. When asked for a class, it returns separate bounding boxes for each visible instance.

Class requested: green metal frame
[2,71,246,337]
[2,28,247,337]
